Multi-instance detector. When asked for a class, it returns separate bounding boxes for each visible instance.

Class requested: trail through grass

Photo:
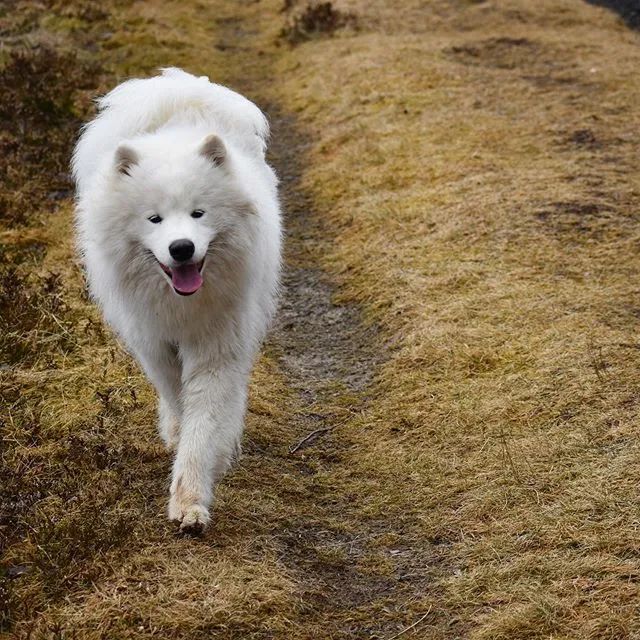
[2,1,640,638]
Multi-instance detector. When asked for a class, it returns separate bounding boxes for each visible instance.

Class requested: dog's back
[72,68,269,195]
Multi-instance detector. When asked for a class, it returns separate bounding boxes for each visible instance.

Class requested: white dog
[72,68,281,533]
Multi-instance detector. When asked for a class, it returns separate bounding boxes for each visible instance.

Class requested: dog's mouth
[158,259,205,296]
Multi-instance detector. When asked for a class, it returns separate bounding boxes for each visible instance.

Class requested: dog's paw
[179,505,210,536]
[168,493,210,536]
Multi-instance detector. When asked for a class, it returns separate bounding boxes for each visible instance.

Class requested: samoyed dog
[73,68,281,533]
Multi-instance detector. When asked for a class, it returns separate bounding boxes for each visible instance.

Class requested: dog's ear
[115,144,139,177]
[199,134,227,167]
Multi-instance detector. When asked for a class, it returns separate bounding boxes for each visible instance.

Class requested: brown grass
[2,0,640,638]
[280,1,357,44]
[265,1,640,637]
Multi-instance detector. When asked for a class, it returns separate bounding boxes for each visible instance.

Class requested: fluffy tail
[72,68,269,193]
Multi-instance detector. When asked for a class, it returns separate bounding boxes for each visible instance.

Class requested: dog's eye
[191,209,205,219]
[148,214,163,224]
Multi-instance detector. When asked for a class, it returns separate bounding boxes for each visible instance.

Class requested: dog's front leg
[168,357,248,534]
[134,342,182,450]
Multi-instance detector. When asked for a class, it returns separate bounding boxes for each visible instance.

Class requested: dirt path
[212,17,428,637]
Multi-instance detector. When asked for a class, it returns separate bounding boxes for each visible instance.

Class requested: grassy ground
[2,0,640,638]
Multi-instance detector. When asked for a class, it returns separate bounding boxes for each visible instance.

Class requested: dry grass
[279,2,357,44]
[2,0,640,638]
[265,0,640,637]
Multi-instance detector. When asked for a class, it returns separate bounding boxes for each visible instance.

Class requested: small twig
[386,607,433,640]
[289,427,332,454]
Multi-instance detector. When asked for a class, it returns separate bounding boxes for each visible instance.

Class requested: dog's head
[111,132,252,296]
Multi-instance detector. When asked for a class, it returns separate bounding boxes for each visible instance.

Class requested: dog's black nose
[169,239,195,262]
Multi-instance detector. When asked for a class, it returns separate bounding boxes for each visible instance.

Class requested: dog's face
[112,134,250,296]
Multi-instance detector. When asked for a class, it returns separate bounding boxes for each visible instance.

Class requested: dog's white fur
[73,68,281,532]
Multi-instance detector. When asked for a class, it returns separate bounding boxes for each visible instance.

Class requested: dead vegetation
[265,0,640,636]
[279,1,356,44]
[0,45,97,227]
[2,0,640,638]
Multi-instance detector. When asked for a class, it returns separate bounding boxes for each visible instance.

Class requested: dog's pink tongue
[171,264,203,294]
